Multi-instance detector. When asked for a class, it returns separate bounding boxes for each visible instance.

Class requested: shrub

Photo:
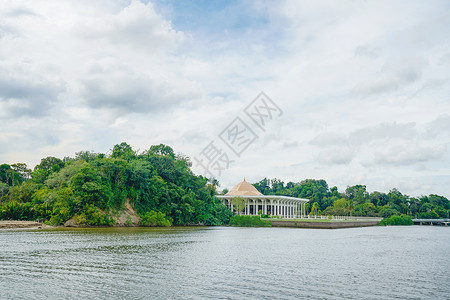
[140,210,172,227]
[0,202,34,220]
[379,214,413,226]
[74,204,115,226]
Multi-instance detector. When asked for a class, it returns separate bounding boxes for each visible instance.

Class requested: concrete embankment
[271,220,380,229]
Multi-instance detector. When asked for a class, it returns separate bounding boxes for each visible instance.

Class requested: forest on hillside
[249,178,449,219]
[1,143,449,226]
[0,143,231,226]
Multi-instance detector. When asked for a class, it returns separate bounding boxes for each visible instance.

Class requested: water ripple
[0,226,449,299]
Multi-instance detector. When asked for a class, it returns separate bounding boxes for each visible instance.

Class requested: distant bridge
[413,219,450,226]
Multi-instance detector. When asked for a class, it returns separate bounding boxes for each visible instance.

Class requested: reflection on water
[1,226,449,299]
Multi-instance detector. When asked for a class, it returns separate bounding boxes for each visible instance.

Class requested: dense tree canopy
[0,143,232,226]
[252,178,449,218]
[1,145,449,226]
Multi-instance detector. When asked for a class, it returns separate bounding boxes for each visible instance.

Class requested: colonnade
[223,198,306,219]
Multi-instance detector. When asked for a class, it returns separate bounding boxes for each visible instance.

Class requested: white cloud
[0,62,63,118]
[0,0,449,198]
[374,142,447,166]
[75,0,183,53]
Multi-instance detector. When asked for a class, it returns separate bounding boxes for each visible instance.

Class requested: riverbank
[0,217,382,230]
[0,221,53,229]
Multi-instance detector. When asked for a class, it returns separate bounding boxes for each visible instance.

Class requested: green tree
[147,144,175,158]
[35,157,64,172]
[231,196,245,215]
[332,198,349,215]
[75,151,98,162]
[310,202,321,215]
[0,164,11,184]
[345,185,369,204]
[0,182,9,199]
[111,142,135,160]
[140,210,172,226]
[11,163,31,182]
[347,199,354,216]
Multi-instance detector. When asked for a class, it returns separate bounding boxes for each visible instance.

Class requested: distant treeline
[245,178,449,219]
[0,143,231,226]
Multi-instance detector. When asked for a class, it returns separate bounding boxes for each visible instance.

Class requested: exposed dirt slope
[113,199,140,226]
[64,199,140,227]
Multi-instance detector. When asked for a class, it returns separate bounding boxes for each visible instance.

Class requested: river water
[1,226,449,299]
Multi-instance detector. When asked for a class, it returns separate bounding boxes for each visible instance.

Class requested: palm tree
[311,202,320,216]
[347,199,354,216]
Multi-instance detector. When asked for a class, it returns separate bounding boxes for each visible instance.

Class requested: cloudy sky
[1,0,449,197]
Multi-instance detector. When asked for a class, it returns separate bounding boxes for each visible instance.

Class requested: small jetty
[413,219,450,226]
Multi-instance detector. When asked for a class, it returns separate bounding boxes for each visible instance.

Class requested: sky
[0,0,449,198]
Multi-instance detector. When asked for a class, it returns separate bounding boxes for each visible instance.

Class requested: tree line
[1,144,448,226]
[249,178,449,219]
[0,143,232,226]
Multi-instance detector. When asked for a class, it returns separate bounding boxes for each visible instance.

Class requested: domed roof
[225,179,263,196]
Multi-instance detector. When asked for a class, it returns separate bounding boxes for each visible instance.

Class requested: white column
[277,201,279,216]
[269,200,271,216]
[264,199,267,214]
[257,199,260,215]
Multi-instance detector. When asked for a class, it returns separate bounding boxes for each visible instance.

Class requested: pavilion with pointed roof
[217,179,309,218]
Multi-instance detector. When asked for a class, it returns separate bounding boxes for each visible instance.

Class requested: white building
[217,179,309,218]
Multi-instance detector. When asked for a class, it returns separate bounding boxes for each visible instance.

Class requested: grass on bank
[229,215,271,227]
